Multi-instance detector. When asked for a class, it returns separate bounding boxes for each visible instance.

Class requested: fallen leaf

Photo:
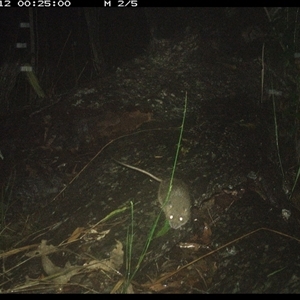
[84,240,123,273]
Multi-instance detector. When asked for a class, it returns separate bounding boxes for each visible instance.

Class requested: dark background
[0,7,271,112]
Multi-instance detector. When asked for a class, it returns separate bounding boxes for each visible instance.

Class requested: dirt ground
[1,15,300,293]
